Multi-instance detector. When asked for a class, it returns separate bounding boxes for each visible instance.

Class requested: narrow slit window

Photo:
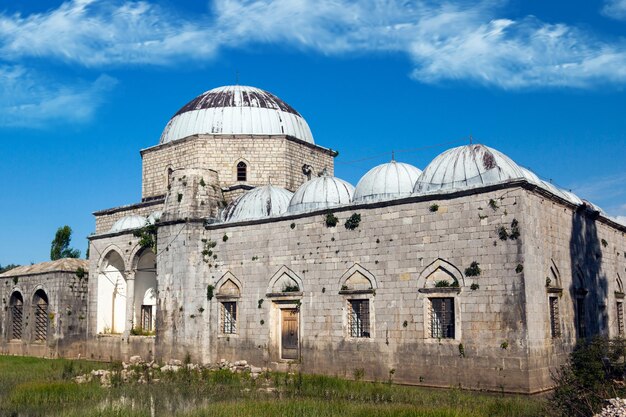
[549,297,561,338]
[431,298,455,339]
[617,301,624,336]
[348,299,370,338]
[237,162,247,182]
[576,297,586,338]
[221,302,237,334]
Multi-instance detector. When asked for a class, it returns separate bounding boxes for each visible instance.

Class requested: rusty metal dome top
[160,85,314,144]
[413,144,530,194]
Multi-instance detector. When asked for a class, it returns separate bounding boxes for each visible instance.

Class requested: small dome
[520,167,583,206]
[223,185,294,222]
[147,211,162,224]
[354,160,422,203]
[414,144,528,194]
[110,215,147,233]
[288,174,355,213]
[614,216,626,227]
[160,85,314,145]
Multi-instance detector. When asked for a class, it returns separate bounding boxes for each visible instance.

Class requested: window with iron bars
[430,298,454,339]
[576,297,586,338]
[221,302,237,334]
[236,162,247,182]
[549,296,561,338]
[348,299,370,338]
[617,301,624,336]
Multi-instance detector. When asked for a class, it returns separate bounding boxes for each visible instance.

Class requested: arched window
[9,292,23,340]
[237,162,247,182]
[33,290,49,342]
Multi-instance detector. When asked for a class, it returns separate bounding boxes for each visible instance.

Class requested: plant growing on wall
[429,204,439,212]
[282,283,300,292]
[488,199,499,211]
[206,285,214,301]
[201,239,217,263]
[134,223,158,252]
[498,226,509,240]
[465,261,481,277]
[434,280,451,287]
[601,239,608,248]
[515,264,524,273]
[324,212,338,227]
[75,267,86,280]
[470,283,480,290]
[345,213,361,230]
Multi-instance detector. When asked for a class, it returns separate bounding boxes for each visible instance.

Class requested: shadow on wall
[569,205,608,339]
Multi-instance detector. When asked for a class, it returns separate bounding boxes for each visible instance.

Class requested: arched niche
[217,272,242,298]
[417,258,464,289]
[32,289,49,342]
[133,249,157,333]
[548,259,562,288]
[339,264,377,292]
[267,266,303,295]
[8,291,23,340]
[97,249,127,334]
[617,273,624,294]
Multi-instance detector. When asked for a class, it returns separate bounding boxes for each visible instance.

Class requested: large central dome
[160,85,314,144]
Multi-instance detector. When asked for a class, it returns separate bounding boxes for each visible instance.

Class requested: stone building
[8,84,626,394]
[0,258,89,357]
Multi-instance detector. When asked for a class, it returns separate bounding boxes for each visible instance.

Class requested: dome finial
[469,134,473,145]
[391,150,395,161]
[235,70,240,85]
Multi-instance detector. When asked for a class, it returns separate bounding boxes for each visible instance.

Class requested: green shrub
[325,212,338,227]
[344,213,361,230]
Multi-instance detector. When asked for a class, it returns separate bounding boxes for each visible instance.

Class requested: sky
[1,0,626,265]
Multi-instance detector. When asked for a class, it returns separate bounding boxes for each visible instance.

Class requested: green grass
[0,356,550,417]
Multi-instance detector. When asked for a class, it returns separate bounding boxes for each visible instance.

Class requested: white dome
[414,144,529,194]
[354,160,422,203]
[147,211,162,224]
[223,185,294,222]
[288,174,355,213]
[110,215,147,233]
[519,167,583,206]
[160,85,314,144]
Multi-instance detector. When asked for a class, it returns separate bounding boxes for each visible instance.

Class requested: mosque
[1,85,625,394]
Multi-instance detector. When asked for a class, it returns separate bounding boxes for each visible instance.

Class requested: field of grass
[0,355,551,417]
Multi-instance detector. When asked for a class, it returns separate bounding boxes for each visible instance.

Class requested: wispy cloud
[602,0,626,20]
[0,66,117,127]
[569,173,626,217]
[4,0,626,125]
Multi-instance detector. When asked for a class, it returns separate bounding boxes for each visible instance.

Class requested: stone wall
[521,190,626,391]
[140,135,335,200]
[154,185,536,392]
[0,271,88,358]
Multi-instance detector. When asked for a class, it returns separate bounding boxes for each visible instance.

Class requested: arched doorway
[134,249,157,334]
[9,292,23,340]
[97,250,127,334]
[32,289,49,342]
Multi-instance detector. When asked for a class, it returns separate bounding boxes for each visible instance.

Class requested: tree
[0,264,19,274]
[50,226,81,260]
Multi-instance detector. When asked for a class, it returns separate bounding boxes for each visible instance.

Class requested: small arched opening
[236,161,247,182]
[97,250,127,334]
[9,292,23,340]
[32,289,49,342]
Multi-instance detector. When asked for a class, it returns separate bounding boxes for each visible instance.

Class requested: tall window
[348,299,370,338]
[576,297,586,338]
[237,162,247,181]
[221,302,237,334]
[549,297,561,338]
[9,293,23,340]
[430,298,454,339]
[141,305,153,332]
[617,302,624,336]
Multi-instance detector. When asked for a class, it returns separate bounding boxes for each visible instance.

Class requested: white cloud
[0,66,117,127]
[602,0,626,20]
[3,0,626,91]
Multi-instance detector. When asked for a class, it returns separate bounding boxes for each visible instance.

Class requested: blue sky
[1,0,626,265]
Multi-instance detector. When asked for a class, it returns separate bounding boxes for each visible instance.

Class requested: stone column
[124,270,136,339]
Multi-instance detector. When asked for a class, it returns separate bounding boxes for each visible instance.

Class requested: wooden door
[281,309,299,359]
